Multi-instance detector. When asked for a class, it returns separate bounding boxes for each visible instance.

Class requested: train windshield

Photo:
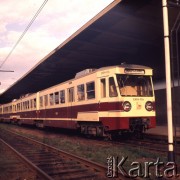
[116,74,153,97]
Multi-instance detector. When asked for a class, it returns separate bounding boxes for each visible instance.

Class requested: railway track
[0,124,179,179]
[123,139,180,156]
[0,128,129,180]
[0,139,38,179]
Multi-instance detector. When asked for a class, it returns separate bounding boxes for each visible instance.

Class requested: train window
[34,99,36,108]
[109,77,118,97]
[86,82,95,99]
[49,94,54,105]
[22,102,25,110]
[40,96,43,107]
[27,101,29,109]
[55,92,59,104]
[25,101,27,109]
[44,95,48,106]
[77,84,85,101]
[116,75,153,97]
[68,87,74,102]
[60,90,65,103]
[101,79,106,98]
[9,106,11,112]
[26,101,28,109]
[17,104,19,111]
[30,100,33,109]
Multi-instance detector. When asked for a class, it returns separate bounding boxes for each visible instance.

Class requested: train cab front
[100,65,156,138]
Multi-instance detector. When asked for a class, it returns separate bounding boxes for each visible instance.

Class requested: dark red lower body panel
[149,117,156,128]
[100,117,129,131]
[20,119,35,125]
[43,120,78,129]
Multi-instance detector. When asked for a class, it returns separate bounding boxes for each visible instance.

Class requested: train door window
[86,82,95,99]
[68,87,74,102]
[77,84,85,101]
[60,90,65,103]
[44,95,48,106]
[49,94,54,105]
[109,77,118,97]
[55,92,59,104]
[40,96,43,108]
[101,79,106,98]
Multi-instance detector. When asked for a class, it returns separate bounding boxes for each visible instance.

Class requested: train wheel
[104,133,112,141]
[17,120,22,126]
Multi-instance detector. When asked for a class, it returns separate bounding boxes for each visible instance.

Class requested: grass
[0,123,179,179]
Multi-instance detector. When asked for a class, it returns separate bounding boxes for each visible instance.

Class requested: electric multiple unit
[0,64,156,138]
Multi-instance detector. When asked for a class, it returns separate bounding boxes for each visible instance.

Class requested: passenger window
[27,101,29,109]
[23,102,25,110]
[68,87,74,102]
[77,84,85,101]
[44,95,48,106]
[34,99,36,108]
[40,96,43,107]
[49,94,54,105]
[86,82,95,99]
[55,92,59,104]
[30,100,33,109]
[109,77,118,97]
[60,90,65,103]
[101,79,106,98]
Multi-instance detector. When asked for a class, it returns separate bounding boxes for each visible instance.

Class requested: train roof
[98,64,152,71]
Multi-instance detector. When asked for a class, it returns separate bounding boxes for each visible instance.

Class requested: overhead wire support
[0,70,14,72]
[0,0,48,69]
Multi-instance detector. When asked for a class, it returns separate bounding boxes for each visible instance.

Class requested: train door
[99,78,108,113]
[67,87,75,123]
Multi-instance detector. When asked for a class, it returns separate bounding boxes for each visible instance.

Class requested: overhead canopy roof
[0,0,179,103]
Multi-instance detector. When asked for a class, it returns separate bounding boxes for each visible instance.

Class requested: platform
[146,126,180,140]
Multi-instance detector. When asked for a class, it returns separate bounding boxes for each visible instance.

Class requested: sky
[0,0,114,94]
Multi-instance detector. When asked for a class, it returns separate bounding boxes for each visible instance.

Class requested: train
[0,64,156,139]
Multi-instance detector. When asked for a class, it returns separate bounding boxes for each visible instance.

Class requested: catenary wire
[0,0,48,69]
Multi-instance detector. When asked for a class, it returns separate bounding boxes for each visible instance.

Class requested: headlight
[123,101,131,112]
[145,101,153,111]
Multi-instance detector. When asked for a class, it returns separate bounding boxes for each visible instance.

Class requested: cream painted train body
[0,64,156,138]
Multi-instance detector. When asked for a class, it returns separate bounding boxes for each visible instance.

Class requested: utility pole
[162,0,175,162]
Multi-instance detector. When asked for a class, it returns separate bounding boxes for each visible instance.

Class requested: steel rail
[0,127,133,180]
[0,138,53,180]
[5,129,107,174]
